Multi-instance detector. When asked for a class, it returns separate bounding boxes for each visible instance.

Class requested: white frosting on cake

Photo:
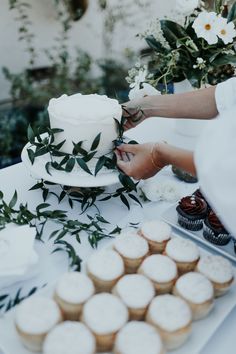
[148,295,192,332]
[115,321,163,354]
[165,237,200,262]
[83,293,128,335]
[139,255,177,283]
[15,297,61,334]
[197,255,234,284]
[140,220,171,242]
[43,321,95,354]
[176,272,214,304]
[48,93,122,156]
[87,249,124,281]
[114,232,149,259]
[55,272,94,304]
[115,274,155,309]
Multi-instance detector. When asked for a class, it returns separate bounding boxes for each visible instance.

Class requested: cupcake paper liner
[203,224,231,246]
[177,214,204,231]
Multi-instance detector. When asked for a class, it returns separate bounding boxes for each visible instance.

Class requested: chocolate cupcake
[176,195,207,231]
[203,211,231,246]
[193,189,211,209]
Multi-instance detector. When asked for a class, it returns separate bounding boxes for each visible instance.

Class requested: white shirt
[194,78,236,237]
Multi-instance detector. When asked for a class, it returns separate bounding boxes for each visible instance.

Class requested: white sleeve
[194,107,236,237]
[215,78,236,114]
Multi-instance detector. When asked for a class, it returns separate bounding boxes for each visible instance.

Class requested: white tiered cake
[48,93,122,157]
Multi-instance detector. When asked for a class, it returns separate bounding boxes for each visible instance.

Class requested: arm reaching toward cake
[122,86,217,130]
[115,143,196,180]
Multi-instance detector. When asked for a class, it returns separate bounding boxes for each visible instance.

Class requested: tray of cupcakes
[162,189,236,263]
[0,221,235,354]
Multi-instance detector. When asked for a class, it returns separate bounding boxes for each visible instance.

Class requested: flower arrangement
[126,0,236,92]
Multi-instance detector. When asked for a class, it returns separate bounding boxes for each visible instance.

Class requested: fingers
[116,144,138,154]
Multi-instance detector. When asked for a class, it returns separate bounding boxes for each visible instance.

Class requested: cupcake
[196,255,234,297]
[43,321,96,354]
[173,272,214,320]
[138,254,177,294]
[138,220,172,253]
[164,237,200,274]
[15,297,62,352]
[82,293,128,352]
[86,249,124,292]
[176,195,207,231]
[203,211,231,246]
[114,321,164,354]
[112,274,155,320]
[113,231,149,273]
[146,294,192,350]
[54,272,95,320]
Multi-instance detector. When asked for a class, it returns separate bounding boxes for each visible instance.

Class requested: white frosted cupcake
[15,297,62,352]
[82,293,128,352]
[113,274,155,320]
[114,321,164,354]
[173,272,214,320]
[86,249,124,292]
[139,220,171,253]
[113,231,149,273]
[196,255,234,297]
[146,295,192,350]
[54,272,95,320]
[165,237,200,274]
[43,321,96,354]
[138,255,178,294]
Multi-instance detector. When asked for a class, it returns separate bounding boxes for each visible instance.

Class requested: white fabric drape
[194,78,236,237]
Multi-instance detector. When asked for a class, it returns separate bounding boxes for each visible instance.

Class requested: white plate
[21,142,119,188]
[162,204,236,263]
[0,235,236,354]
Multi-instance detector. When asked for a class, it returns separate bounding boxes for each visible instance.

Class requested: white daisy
[215,17,236,44]
[193,12,218,45]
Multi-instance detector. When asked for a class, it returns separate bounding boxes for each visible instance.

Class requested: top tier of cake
[48,93,122,157]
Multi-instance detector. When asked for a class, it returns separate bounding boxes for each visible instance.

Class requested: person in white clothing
[115,78,236,236]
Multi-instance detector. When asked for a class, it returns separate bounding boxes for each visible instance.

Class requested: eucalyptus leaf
[65,158,75,172]
[91,133,101,151]
[76,158,92,175]
[95,156,106,175]
[9,191,17,209]
[27,124,35,143]
[27,148,35,165]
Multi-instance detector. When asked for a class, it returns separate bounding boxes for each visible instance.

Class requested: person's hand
[122,99,147,131]
[115,143,166,180]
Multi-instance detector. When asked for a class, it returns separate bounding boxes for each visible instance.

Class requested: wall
[0,0,175,101]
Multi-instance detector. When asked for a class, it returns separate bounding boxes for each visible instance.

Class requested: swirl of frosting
[179,196,207,216]
[208,211,226,232]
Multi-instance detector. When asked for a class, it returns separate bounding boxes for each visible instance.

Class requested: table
[0,118,235,354]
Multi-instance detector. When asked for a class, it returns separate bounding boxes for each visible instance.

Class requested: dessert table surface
[0,118,235,354]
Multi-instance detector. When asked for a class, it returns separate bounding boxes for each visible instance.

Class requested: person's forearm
[155,143,196,176]
[141,86,218,120]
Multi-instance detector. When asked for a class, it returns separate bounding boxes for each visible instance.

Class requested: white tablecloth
[0,118,235,354]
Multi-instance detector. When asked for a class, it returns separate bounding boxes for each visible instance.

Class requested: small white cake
[165,237,200,273]
[86,249,124,292]
[113,274,155,320]
[138,254,177,294]
[173,272,214,320]
[113,231,149,273]
[146,294,192,350]
[83,293,128,352]
[48,93,122,157]
[15,297,62,352]
[139,220,171,253]
[54,272,95,320]
[43,321,96,354]
[196,255,234,297]
[114,321,164,354]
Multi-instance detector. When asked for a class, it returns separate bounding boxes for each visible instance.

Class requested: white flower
[176,0,199,15]
[129,67,147,89]
[193,57,206,69]
[140,178,180,202]
[139,19,170,50]
[193,12,218,45]
[140,180,163,202]
[129,83,161,100]
[214,17,236,44]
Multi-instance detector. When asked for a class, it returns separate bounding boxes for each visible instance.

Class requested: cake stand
[21,143,120,188]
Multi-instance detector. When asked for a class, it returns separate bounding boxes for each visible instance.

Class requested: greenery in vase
[127,0,236,91]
